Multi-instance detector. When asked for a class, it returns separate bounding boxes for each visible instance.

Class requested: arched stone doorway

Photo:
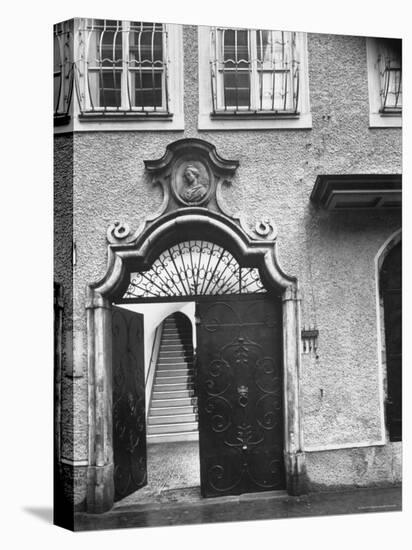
[377,231,402,442]
[86,139,307,513]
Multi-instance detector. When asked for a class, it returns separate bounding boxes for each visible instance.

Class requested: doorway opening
[379,237,402,442]
[87,209,305,514]
[114,303,201,506]
[111,236,286,504]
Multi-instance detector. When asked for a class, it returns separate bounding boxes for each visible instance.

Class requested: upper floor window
[198,27,311,130]
[211,28,299,115]
[54,18,184,132]
[377,39,402,114]
[54,21,74,125]
[81,19,170,117]
[366,37,402,128]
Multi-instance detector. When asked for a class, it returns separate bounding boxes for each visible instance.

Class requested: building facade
[54,19,402,529]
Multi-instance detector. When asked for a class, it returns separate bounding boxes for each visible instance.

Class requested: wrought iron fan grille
[124,240,266,299]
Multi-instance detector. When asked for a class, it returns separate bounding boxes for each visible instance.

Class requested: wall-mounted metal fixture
[301,327,319,354]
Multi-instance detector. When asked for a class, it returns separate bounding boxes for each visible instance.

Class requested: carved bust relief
[173,160,211,206]
[143,138,239,213]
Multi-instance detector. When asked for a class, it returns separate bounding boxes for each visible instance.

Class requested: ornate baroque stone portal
[86,138,306,513]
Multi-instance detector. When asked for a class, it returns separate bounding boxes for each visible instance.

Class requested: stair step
[154,374,194,387]
[147,432,199,444]
[155,368,194,377]
[152,389,196,399]
[154,381,194,392]
[158,352,193,363]
[161,335,192,341]
[148,413,197,425]
[158,353,193,364]
[163,326,190,332]
[150,405,196,416]
[162,329,192,336]
[148,421,198,434]
[157,361,193,369]
[160,345,194,353]
[159,346,192,352]
[147,315,198,441]
[162,335,192,341]
[157,364,193,372]
[155,377,195,387]
[151,396,197,407]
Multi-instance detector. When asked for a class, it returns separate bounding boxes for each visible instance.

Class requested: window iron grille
[79,19,171,117]
[378,39,402,113]
[210,28,299,116]
[123,240,267,300]
[54,21,74,125]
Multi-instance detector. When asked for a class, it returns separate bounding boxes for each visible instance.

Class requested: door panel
[196,294,285,497]
[381,242,402,441]
[112,306,147,501]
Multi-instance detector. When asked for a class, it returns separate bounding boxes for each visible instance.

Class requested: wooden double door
[112,293,285,501]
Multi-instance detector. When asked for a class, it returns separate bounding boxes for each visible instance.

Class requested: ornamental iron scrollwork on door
[112,306,147,501]
[123,240,266,299]
[197,295,285,497]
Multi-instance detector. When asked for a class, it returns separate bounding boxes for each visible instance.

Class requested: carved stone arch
[85,138,306,513]
[93,209,293,302]
[156,307,194,331]
[376,228,402,275]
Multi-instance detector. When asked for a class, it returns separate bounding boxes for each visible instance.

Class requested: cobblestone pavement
[118,441,201,506]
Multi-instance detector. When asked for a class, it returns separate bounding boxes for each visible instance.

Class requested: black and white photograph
[3,0,408,546]
[53,10,403,532]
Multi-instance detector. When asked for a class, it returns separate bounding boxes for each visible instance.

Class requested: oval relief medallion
[173,160,211,206]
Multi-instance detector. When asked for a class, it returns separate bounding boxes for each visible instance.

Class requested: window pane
[223,72,250,108]
[223,29,249,69]
[132,71,162,107]
[257,30,291,68]
[89,70,122,108]
[54,75,62,112]
[379,39,402,110]
[260,71,292,110]
[88,20,122,68]
[128,23,164,109]
[256,30,296,111]
[54,34,62,111]
[54,34,61,72]
[130,22,163,65]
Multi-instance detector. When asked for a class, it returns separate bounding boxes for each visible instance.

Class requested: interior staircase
[147,313,199,444]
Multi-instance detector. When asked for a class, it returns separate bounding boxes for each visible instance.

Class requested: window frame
[54,20,74,126]
[366,37,402,128]
[81,20,168,115]
[54,18,184,133]
[198,26,312,130]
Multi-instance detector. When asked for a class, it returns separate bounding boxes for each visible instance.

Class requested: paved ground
[75,485,402,531]
[119,441,200,506]
[74,441,401,531]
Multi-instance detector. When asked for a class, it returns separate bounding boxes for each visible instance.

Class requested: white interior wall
[118,301,196,378]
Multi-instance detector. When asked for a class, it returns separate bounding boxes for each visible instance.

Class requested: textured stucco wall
[54,135,88,510]
[54,26,401,494]
[306,442,402,490]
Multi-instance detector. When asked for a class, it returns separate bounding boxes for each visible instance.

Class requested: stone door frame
[85,209,307,513]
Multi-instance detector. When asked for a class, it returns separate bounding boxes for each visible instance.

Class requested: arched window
[380,240,402,441]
